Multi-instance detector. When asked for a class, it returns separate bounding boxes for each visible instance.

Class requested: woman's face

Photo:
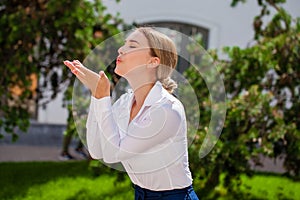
[115,30,152,77]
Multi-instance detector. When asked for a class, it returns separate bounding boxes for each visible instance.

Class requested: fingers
[63,60,85,77]
[63,60,75,71]
[99,71,109,80]
[63,60,78,75]
[72,60,82,68]
[99,71,105,77]
[63,60,82,70]
[72,60,87,73]
[97,71,110,87]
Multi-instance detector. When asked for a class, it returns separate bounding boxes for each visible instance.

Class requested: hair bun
[160,77,177,93]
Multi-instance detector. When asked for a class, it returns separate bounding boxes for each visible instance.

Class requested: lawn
[213,173,300,199]
[0,161,299,200]
[239,173,300,199]
[0,161,133,200]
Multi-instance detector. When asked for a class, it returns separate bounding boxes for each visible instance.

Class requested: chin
[114,67,123,77]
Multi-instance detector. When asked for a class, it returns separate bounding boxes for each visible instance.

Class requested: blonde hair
[137,27,178,93]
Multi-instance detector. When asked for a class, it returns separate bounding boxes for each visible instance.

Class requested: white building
[37,0,300,125]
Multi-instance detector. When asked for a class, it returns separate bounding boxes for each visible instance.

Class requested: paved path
[0,144,285,174]
[0,127,285,174]
[0,145,61,162]
[0,124,87,162]
[0,144,86,162]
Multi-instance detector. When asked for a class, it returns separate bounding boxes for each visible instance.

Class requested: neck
[124,68,157,107]
[130,81,155,107]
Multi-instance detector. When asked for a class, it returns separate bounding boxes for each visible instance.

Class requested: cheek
[115,51,150,76]
[115,61,134,76]
[129,52,150,66]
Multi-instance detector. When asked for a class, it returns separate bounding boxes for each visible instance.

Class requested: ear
[147,57,160,69]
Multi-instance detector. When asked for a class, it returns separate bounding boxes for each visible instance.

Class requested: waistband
[134,184,193,196]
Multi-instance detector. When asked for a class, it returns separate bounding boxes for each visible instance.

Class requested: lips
[116,57,122,64]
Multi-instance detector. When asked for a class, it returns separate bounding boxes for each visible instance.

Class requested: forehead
[125,30,149,46]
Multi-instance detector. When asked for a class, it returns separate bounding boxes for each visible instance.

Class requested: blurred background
[0,0,299,199]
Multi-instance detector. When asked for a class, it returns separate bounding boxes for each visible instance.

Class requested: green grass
[0,161,299,200]
[213,173,300,200]
[0,161,133,200]
[239,173,300,199]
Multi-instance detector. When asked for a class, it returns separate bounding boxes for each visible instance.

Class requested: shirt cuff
[91,96,112,113]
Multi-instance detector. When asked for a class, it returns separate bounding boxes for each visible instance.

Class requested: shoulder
[163,89,184,108]
[160,90,186,121]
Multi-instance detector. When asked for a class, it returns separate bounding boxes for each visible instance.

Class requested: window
[141,21,209,73]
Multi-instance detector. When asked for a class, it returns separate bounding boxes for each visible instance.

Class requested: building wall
[37,91,68,124]
[38,0,300,124]
[103,0,299,49]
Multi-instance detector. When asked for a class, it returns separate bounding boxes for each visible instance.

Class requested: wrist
[92,92,110,99]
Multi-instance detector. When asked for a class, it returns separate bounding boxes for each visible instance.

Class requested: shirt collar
[143,81,168,107]
[126,81,168,109]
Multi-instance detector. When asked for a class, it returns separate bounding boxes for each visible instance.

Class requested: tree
[186,0,300,198]
[0,0,124,141]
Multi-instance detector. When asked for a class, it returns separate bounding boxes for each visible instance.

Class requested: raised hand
[63,60,110,99]
[94,71,110,99]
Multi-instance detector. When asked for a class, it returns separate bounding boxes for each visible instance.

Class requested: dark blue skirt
[134,184,199,200]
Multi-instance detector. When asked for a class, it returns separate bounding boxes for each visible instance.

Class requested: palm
[64,60,99,94]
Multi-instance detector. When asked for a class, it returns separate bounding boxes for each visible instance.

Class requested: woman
[64,27,199,200]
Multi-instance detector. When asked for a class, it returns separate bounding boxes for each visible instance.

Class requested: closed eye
[125,39,140,48]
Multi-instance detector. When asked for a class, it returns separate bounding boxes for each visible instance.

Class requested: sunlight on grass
[0,161,133,200]
[1,161,299,200]
[20,175,133,200]
[240,174,300,200]
[206,172,300,199]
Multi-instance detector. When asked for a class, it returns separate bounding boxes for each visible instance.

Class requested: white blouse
[86,81,193,191]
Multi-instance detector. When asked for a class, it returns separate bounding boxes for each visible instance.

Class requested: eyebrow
[125,39,140,44]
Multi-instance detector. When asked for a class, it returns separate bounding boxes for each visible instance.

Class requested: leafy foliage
[0,0,124,141]
[186,0,300,198]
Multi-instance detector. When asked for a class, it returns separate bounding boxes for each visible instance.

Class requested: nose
[118,45,124,55]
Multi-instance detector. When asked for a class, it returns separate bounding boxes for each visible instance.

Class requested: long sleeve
[87,95,184,164]
[86,82,194,190]
[86,96,104,159]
